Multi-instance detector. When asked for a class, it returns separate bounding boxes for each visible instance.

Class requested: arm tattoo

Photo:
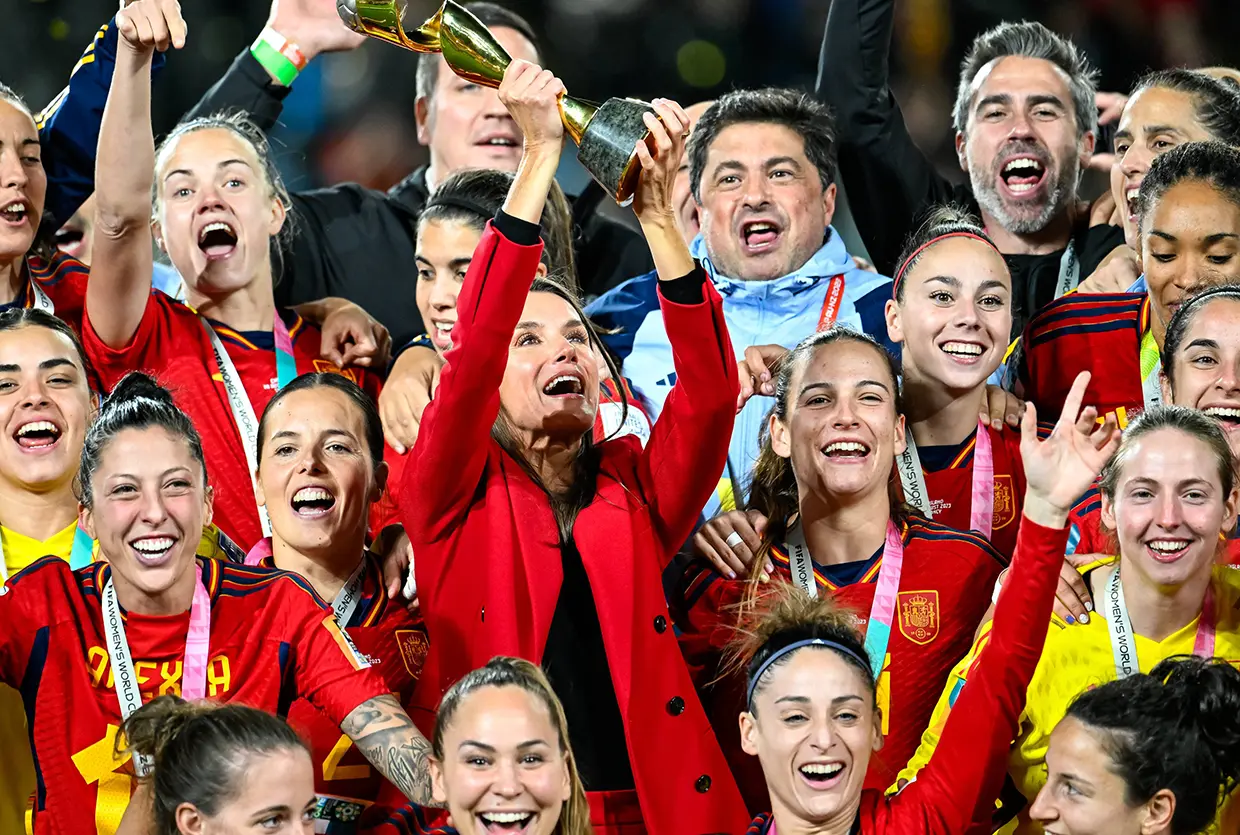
[341,694,435,805]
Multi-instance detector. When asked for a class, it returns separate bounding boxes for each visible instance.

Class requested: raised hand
[116,0,187,53]
[498,60,565,154]
[631,99,690,226]
[737,344,788,412]
[1019,371,1120,525]
[266,0,365,61]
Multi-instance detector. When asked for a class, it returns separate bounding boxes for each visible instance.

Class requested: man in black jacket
[186,0,651,348]
[817,0,1126,338]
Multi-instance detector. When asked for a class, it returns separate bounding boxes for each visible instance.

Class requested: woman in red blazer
[399,61,748,835]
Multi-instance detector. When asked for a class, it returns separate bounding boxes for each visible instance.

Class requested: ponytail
[119,696,308,835]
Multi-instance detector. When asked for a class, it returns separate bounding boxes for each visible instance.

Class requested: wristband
[251,27,307,87]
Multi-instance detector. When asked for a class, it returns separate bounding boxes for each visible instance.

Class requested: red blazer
[401,221,749,835]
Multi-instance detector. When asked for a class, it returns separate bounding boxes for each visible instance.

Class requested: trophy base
[577,97,656,205]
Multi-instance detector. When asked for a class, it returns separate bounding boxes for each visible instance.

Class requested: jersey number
[70,724,130,835]
[323,733,370,782]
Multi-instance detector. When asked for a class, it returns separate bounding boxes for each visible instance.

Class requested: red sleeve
[637,280,739,560]
[0,560,54,687]
[81,289,177,389]
[402,221,543,542]
[886,518,1068,832]
[280,579,390,724]
[670,559,746,683]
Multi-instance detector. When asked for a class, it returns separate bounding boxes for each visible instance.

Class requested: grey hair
[953,21,1099,138]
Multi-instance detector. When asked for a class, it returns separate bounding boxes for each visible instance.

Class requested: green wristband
[251,39,299,87]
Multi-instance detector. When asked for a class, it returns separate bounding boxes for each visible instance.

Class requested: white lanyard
[1105,565,1216,678]
[1054,240,1080,299]
[28,280,53,313]
[102,567,211,775]
[332,557,367,627]
[201,320,272,537]
[786,523,818,599]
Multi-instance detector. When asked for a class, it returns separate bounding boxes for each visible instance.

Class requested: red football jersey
[264,553,429,827]
[0,556,390,835]
[913,424,1032,561]
[1019,292,1149,425]
[17,251,89,332]
[673,516,1006,808]
[82,291,382,550]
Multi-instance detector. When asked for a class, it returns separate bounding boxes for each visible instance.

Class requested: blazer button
[666,695,685,716]
[695,774,712,793]
[653,615,667,633]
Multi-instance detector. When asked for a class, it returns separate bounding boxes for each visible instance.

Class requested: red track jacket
[401,219,749,835]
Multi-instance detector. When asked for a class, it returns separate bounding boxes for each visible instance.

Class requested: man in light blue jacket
[587,88,895,518]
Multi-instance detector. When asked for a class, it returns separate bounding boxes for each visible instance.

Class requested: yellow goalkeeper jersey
[898,559,1240,835]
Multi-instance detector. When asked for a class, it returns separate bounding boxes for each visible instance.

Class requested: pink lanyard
[897,419,995,538]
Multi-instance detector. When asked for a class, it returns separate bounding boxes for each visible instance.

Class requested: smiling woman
[902,405,1240,833]
[671,327,1008,804]
[375,657,591,835]
[0,371,438,834]
[250,372,429,828]
[730,372,1117,835]
[885,207,1036,560]
[1021,141,1240,427]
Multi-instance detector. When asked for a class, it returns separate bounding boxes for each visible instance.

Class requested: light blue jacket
[587,227,896,518]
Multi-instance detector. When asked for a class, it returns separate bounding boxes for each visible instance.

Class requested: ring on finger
[724,531,744,549]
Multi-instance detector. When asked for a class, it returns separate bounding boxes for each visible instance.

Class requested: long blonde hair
[435,657,592,835]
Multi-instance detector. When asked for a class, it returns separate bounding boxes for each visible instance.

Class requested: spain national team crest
[991,474,1016,529]
[897,590,940,645]
[312,359,358,384]
[395,629,429,678]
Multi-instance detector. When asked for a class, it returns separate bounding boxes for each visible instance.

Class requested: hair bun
[1151,655,1240,785]
[106,372,175,409]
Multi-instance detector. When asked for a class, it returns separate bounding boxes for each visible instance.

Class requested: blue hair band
[745,638,869,707]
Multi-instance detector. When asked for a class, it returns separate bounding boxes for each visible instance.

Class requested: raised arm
[185,0,363,130]
[88,2,185,348]
[628,101,740,558]
[403,61,562,541]
[816,0,958,274]
[890,372,1119,831]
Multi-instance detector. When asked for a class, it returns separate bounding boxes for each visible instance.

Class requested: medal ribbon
[896,419,995,538]
[103,563,212,776]
[201,314,298,538]
[1105,565,1215,679]
[816,274,846,332]
[1054,240,1080,299]
[786,519,904,682]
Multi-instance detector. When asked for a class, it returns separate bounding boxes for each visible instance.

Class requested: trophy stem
[558,96,597,146]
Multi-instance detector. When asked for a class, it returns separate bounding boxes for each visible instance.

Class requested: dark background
[5,0,1239,198]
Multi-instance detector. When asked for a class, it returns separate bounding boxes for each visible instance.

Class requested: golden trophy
[337,0,657,204]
